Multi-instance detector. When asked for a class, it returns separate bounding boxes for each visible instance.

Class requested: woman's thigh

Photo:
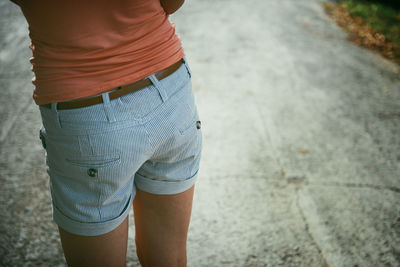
[133,186,195,267]
[58,216,129,267]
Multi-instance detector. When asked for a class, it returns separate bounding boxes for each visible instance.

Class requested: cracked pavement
[1,0,400,266]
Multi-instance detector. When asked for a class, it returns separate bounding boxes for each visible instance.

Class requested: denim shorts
[38,59,202,236]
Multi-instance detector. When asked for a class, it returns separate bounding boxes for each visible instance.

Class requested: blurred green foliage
[339,0,400,45]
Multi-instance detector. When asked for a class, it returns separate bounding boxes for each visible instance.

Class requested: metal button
[196,121,201,129]
[87,168,98,177]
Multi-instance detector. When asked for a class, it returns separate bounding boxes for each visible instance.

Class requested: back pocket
[66,154,120,168]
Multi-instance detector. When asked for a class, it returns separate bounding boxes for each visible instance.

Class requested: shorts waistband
[41,59,184,110]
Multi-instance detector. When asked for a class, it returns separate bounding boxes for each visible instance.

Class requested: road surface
[1,0,399,266]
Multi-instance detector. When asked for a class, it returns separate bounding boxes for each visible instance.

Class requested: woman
[11,0,202,266]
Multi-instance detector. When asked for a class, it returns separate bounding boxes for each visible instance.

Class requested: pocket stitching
[179,112,199,135]
[65,154,121,168]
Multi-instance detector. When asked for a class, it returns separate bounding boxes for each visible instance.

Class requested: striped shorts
[38,59,202,236]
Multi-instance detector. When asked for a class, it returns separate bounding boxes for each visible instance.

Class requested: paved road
[1,0,400,266]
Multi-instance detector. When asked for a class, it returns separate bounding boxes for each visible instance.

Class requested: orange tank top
[13,0,184,105]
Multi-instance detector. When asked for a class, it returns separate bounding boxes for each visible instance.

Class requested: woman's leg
[58,216,129,267]
[133,186,195,267]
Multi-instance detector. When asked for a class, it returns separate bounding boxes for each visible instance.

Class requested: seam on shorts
[97,182,102,220]
[88,134,95,155]
[141,122,155,154]
[64,154,121,168]
[78,135,83,155]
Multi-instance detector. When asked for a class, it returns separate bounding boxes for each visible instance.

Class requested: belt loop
[148,74,169,102]
[51,102,57,111]
[51,103,62,128]
[101,93,116,123]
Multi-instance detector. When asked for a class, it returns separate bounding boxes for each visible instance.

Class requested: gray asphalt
[1,0,400,266]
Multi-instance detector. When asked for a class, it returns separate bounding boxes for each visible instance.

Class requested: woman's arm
[159,0,185,15]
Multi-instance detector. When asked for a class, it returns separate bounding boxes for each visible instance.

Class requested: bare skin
[58,186,195,267]
[54,1,191,266]
[58,217,129,267]
[133,186,195,267]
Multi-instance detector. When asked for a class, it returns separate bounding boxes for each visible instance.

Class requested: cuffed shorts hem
[52,194,133,236]
[134,170,199,195]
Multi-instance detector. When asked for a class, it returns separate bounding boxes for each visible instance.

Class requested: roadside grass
[324,0,400,65]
